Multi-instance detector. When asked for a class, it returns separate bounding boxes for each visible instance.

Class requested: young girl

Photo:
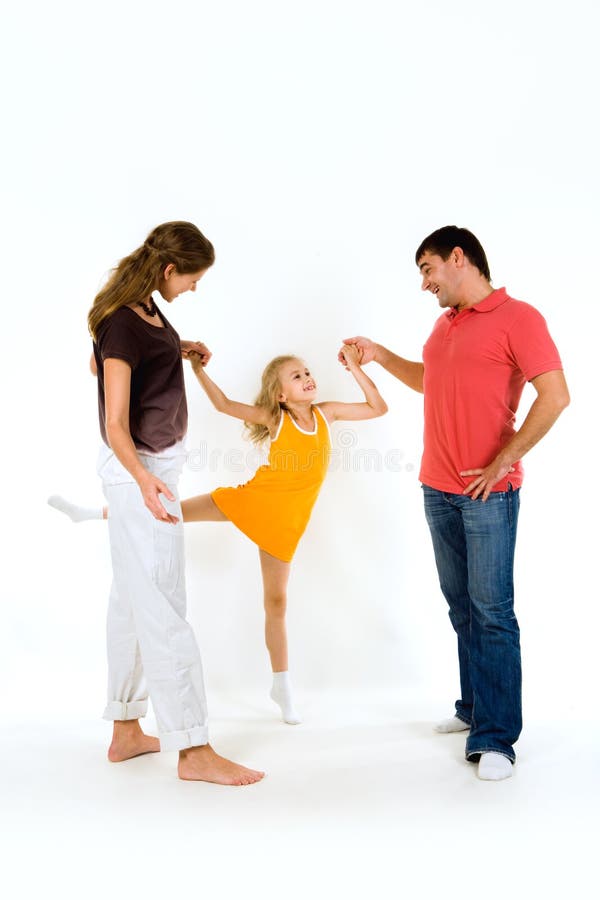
[50,344,387,724]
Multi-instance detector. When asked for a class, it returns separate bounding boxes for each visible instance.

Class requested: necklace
[137,298,158,317]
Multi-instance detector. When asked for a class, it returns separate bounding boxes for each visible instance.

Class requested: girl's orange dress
[211,405,331,562]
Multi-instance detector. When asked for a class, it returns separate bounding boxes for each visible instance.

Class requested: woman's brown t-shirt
[93,306,187,453]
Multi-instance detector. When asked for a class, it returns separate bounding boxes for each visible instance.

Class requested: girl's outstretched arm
[318,344,388,423]
[189,353,271,426]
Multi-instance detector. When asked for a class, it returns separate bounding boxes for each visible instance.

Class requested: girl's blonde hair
[87,221,215,340]
[245,355,300,445]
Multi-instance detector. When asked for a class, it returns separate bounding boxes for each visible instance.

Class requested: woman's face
[158,265,207,302]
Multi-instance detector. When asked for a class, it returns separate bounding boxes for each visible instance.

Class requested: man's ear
[452,247,466,267]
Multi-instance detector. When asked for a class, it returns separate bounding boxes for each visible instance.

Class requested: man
[343,226,569,780]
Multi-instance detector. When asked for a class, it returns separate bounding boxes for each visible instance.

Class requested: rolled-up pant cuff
[466,748,516,764]
[159,725,209,752]
[103,699,149,721]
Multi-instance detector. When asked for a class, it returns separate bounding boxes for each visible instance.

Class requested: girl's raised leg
[258,548,301,724]
[49,492,228,523]
[181,493,228,522]
[48,495,107,521]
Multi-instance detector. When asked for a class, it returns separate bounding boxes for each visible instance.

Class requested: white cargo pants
[98,442,209,751]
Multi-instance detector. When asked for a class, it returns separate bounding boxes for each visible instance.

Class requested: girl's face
[158,265,208,302]
[277,359,317,404]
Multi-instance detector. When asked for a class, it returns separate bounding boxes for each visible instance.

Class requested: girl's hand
[338,343,362,369]
[137,473,179,523]
[188,350,207,373]
[339,337,377,365]
[181,340,212,366]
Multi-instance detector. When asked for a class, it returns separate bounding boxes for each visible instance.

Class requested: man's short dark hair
[415,226,491,281]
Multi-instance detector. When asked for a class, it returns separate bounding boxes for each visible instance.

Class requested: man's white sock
[477,752,513,780]
[48,495,104,523]
[270,671,302,725]
[434,716,470,734]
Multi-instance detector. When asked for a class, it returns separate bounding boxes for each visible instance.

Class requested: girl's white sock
[478,752,513,781]
[434,715,470,733]
[270,671,302,725]
[48,495,104,523]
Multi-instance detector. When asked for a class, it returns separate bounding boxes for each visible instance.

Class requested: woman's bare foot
[178,744,265,785]
[108,719,160,762]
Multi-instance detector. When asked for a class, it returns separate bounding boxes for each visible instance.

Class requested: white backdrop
[2,0,597,725]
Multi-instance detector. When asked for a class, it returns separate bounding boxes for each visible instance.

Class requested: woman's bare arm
[104,358,178,522]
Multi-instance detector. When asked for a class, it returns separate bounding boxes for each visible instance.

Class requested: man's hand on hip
[460,459,515,502]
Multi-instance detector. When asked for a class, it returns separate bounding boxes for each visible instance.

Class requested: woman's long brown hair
[87,221,215,340]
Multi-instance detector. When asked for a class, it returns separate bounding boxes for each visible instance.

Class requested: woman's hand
[181,340,212,366]
[138,472,179,523]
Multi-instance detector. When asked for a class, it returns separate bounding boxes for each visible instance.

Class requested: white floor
[2,689,596,900]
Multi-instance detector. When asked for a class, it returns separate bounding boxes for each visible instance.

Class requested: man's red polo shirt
[419,287,563,494]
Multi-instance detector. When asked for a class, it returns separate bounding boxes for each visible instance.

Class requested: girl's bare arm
[318,344,388,423]
[189,354,271,426]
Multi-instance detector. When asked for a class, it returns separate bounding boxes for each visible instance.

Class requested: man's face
[417,250,459,309]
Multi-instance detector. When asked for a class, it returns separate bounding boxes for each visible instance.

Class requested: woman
[88,221,263,785]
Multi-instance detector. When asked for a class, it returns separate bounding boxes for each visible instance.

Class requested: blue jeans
[422,484,522,763]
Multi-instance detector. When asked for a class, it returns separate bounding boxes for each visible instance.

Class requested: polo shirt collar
[446,287,509,318]
[472,287,509,312]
